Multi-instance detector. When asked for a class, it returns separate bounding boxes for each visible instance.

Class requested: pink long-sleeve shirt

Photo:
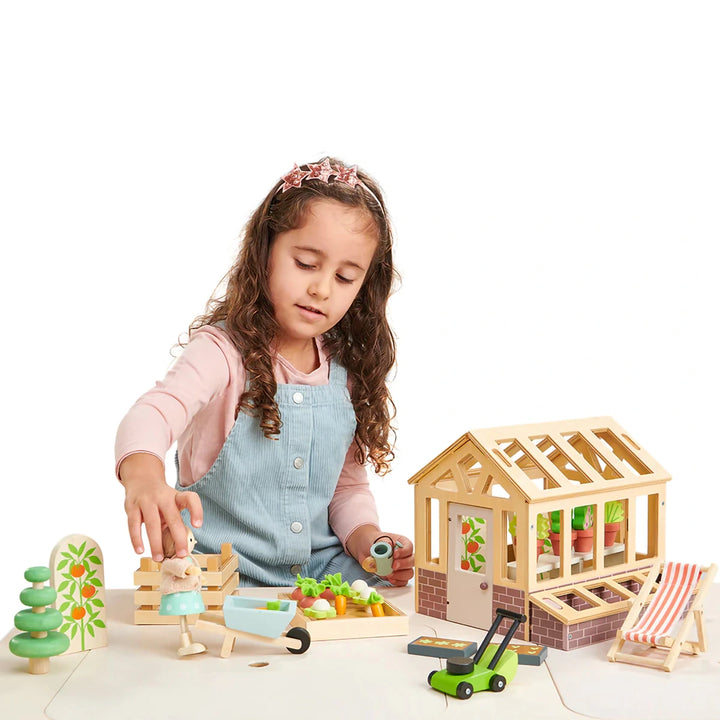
[115,326,379,547]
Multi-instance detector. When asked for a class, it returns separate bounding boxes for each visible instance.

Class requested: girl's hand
[347,525,414,587]
[119,453,203,562]
[381,532,414,586]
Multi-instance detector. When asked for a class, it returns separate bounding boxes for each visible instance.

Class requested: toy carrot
[320,573,351,616]
[368,591,385,617]
[335,594,348,616]
[370,603,385,617]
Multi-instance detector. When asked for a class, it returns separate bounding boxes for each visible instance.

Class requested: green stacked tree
[9,566,70,674]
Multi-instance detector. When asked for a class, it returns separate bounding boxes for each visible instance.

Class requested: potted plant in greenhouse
[536,514,551,556]
[548,511,578,556]
[572,506,594,553]
[509,514,551,557]
[603,501,624,547]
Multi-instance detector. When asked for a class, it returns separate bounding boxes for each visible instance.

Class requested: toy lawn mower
[427,608,527,700]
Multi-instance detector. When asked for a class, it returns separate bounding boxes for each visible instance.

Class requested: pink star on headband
[280,164,310,192]
[333,164,360,188]
[306,158,334,183]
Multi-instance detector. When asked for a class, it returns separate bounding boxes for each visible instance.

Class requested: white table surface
[2,584,719,720]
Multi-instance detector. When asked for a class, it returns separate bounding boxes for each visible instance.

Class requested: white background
[1,2,718,627]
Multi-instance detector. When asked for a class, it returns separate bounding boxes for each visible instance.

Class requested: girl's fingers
[387,567,414,586]
[143,507,164,562]
[125,504,145,555]
[164,512,190,558]
[389,535,414,585]
[176,491,203,529]
[124,487,202,561]
[158,494,197,558]
[393,536,413,559]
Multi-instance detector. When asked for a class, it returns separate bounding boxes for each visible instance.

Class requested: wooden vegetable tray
[279,593,409,641]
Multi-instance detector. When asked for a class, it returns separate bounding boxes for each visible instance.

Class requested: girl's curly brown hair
[188,158,398,475]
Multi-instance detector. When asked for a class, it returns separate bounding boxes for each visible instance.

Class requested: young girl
[116,157,414,588]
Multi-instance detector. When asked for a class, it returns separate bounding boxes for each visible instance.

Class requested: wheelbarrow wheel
[285,627,311,654]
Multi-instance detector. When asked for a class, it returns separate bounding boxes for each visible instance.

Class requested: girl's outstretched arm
[120,452,203,562]
[346,525,414,587]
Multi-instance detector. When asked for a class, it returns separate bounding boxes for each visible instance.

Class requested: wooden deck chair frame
[607,560,717,672]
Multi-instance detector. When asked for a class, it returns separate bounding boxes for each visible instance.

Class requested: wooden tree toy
[50,534,107,654]
[9,566,70,674]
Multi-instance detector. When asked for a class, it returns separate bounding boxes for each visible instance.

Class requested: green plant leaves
[54,540,105,650]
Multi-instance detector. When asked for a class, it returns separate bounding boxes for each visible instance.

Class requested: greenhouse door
[446,503,493,629]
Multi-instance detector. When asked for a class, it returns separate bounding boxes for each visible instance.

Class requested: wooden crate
[281,593,409,641]
[133,544,239,625]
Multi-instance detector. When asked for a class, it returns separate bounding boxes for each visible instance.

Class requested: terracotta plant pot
[549,530,578,555]
[549,532,560,555]
[537,539,546,557]
[604,522,621,547]
[574,528,594,553]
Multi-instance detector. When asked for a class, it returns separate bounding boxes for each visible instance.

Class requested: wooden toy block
[281,593,409,641]
[50,534,107,654]
[408,636,477,659]
[133,543,239,625]
[506,643,548,665]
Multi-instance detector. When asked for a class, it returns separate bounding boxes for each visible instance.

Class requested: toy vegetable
[291,575,324,609]
[368,591,385,617]
[320,573,352,616]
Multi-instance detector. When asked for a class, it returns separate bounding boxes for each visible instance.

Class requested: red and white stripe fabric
[624,562,701,644]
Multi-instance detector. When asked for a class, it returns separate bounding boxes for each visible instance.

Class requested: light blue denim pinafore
[177,359,376,587]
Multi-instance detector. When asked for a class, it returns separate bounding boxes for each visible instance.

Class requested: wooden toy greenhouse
[408,417,670,650]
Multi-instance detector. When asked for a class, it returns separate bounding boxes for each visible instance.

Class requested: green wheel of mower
[489,674,506,692]
[456,681,473,700]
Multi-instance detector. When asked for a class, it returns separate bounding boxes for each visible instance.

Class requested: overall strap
[328,358,348,386]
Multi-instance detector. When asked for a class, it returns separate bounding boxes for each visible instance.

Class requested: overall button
[293,457,304,470]
[292,392,304,404]
[290,522,303,534]
[290,564,302,575]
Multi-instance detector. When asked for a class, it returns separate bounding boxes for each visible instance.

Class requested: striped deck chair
[607,560,717,672]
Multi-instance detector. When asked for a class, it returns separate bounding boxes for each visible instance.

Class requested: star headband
[277,158,384,211]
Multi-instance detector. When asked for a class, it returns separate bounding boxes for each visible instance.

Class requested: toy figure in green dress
[159,526,206,657]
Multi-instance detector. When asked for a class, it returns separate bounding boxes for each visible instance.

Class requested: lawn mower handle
[495,608,527,623]
[472,607,527,668]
